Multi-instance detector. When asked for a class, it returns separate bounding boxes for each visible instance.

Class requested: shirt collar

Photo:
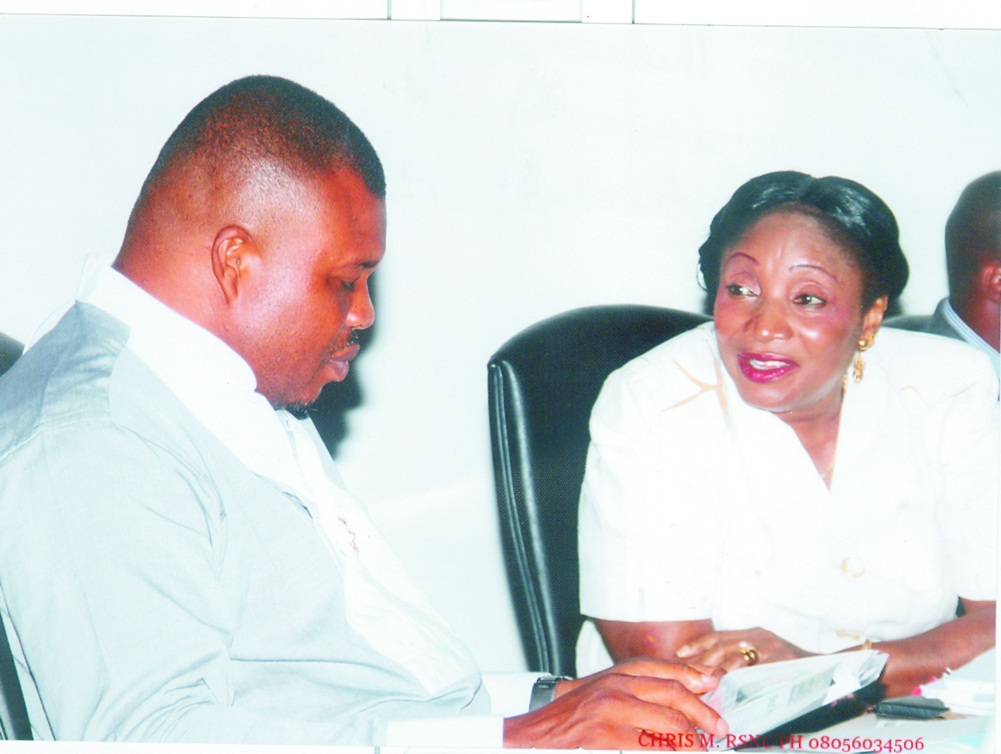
[77,261,308,489]
[942,298,1000,377]
[78,261,258,403]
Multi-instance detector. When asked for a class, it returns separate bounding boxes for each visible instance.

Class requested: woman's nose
[746,299,791,341]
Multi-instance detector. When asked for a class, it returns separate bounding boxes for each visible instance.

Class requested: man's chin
[284,402,313,420]
[269,372,344,418]
[271,392,320,419]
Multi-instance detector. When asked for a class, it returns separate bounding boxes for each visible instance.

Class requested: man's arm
[0,419,383,743]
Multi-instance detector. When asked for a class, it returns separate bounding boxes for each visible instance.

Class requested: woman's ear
[861,295,889,341]
[211,225,260,304]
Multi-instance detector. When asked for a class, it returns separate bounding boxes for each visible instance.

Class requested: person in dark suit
[923,171,1000,375]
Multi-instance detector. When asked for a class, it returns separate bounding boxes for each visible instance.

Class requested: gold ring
[738,641,759,666]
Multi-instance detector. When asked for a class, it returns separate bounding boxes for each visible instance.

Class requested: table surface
[778,712,992,753]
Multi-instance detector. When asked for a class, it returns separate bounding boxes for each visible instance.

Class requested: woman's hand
[675,627,813,672]
[594,618,811,675]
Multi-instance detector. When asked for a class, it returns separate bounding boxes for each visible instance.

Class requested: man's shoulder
[0,304,124,427]
[0,304,251,537]
[0,304,197,459]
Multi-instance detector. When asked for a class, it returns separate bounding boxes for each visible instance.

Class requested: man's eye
[725,283,753,297]
[343,279,357,292]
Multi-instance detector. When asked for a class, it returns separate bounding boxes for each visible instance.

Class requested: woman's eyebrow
[790,263,838,281]
[723,251,757,265]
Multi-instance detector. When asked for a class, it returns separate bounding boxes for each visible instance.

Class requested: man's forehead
[310,165,383,205]
[299,167,385,235]
[320,175,385,269]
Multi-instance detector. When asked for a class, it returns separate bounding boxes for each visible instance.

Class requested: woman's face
[713,211,886,424]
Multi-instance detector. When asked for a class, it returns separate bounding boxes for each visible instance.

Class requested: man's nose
[347,283,375,331]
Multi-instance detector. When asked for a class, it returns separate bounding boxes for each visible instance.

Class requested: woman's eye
[342,278,358,292]
[794,293,825,306]
[725,283,754,297]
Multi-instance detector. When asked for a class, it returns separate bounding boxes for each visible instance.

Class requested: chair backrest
[0,332,31,739]
[0,333,22,379]
[487,305,710,676]
[0,616,30,740]
[883,314,932,333]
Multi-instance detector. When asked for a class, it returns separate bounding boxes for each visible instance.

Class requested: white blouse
[577,323,998,675]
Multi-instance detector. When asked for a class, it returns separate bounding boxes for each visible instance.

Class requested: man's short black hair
[137,75,385,206]
[945,171,1001,292]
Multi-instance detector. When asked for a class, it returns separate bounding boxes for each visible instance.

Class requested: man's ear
[980,259,1001,305]
[211,226,260,304]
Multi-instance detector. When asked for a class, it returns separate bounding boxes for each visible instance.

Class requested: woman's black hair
[698,171,909,311]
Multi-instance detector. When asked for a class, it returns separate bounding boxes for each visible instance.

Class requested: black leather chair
[487,305,710,677]
[0,332,31,740]
[0,333,22,379]
[883,314,933,333]
[0,616,30,740]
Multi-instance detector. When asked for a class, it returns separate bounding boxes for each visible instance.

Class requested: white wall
[1,13,999,673]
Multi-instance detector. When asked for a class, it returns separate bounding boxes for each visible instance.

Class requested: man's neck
[949,294,1000,352]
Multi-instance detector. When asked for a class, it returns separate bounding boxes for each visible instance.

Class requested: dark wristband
[529,675,570,711]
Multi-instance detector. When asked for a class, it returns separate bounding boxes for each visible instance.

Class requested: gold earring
[852,334,875,384]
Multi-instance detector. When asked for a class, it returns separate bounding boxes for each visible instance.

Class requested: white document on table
[702,650,887,740]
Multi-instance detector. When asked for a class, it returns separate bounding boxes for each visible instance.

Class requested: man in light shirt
[0,75,725,748]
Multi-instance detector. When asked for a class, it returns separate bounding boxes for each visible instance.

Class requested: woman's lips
[737,351,798,383]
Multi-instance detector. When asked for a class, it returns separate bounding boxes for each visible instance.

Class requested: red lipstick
[737,351,798,383]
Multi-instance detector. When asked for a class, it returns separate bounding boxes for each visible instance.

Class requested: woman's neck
[778,388,845,489]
